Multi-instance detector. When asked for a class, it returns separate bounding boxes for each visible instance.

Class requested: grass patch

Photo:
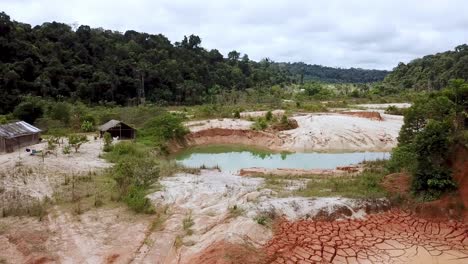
[182,213,194,235]
[295,170,387,198]
[254,207,277,228]
[228,205,245,218]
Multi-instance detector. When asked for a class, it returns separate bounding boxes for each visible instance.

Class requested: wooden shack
[0,121,42,153]
[98,120,136,139]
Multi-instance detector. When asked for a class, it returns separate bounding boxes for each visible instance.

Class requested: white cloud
[1,0,468,69]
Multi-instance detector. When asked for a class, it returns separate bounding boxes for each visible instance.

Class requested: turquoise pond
[174,145,390,171]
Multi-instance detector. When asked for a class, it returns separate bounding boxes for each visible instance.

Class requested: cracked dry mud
[264,210,468,264]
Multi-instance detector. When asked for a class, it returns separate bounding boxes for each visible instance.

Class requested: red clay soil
[340,111,383,121]
[263,210,468,263]
[381,173,411,195]
[451,146,468,216]
[170,128,283,152]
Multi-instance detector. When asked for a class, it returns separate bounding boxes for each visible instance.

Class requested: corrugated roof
[0,121,42,139]
[98,119,123,131]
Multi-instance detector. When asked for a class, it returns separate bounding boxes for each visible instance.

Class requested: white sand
[186,113,404,152]
[185,118,253,132]
[0,136,109,204]
[280,113,403,152]
[144,169,377,262]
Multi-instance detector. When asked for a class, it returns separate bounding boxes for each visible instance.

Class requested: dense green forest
[384,45,468,91]
[277,62,389,83]
[0,12,292,114]
[0,12,393,114]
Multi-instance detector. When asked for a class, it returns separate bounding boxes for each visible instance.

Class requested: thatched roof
[0,121,41,139]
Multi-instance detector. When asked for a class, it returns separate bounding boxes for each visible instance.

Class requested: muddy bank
[172,128,284,152]
[239,166,361,177]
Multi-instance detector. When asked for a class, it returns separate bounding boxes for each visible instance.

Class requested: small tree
[103,132,113,152]
[265,111,273,121]
[68,134,89,153]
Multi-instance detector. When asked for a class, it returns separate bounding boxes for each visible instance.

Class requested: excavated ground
[181,112,403,152]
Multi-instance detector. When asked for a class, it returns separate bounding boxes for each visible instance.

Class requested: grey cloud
[1,0,468,70]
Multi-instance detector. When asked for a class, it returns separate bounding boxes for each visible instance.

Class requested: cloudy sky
[2,0,468,70]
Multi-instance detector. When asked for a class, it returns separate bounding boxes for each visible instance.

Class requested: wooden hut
[98,120,136,139]
[0,121,42,153]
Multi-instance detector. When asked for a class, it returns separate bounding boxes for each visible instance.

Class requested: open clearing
[0,107,466,263]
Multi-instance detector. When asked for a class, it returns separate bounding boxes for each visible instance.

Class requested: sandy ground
[185,112,403,152]
[142,170,382,263]
[1,108,466,263]
[0,138,153,264]
[186,119,253,132]
[0,136,109,208]
[280,113,402,152]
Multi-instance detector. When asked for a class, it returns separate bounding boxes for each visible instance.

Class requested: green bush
[68,134,89,153]
[111,156,160,213]
[62,145,71,154]
[233,110,241,119]
[48,102,71,125]
[105,141,146,162]
[13,98,44,124]
[251,118,268,130]
[265,111,273,121]
[123,185,155,214]
[140,112,188,144]
[0,115,8,124]
[81,121,94,132]
[103,132,113,152]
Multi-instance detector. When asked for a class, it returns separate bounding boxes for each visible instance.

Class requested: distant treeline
[0,12,292,114]
[276,62,389,83]
[0,12,396,114]
[384,45,468,91]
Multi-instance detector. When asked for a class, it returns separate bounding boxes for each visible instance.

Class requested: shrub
[62,145,71,154]
[140,112,188,144]
[265,110,273,121]
[103,132,113,152]
[251,118,268,130]
[0,115,8,124]
[68,134,89,153]
[111,156,160,213]
[48,102,71,125]
[233,110,241,119]
[123,185,155,214]
[384,105,404,115]
[13,98,44,124]
[81,121,94,132]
